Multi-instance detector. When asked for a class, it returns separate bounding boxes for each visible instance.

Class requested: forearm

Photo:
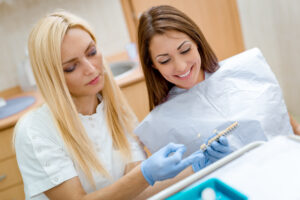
[124,161,141,174]
[83,164,149,200]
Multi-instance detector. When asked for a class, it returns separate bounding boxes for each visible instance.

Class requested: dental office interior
[0,0,300,199]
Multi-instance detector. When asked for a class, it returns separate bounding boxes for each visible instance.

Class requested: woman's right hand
[141,143,205,185]
[204,136,232,163]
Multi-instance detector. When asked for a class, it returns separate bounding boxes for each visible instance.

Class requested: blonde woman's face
[149,30,204,89]
[61,28,104,97]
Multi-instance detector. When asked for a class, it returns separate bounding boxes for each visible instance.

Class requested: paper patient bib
[134,48,293,156]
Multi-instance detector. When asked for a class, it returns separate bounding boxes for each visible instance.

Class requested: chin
[94,85,104,94]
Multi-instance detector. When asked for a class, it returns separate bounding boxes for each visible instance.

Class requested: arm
[289,113,300,135]
[45,143,204,200]
[124,161,141,174]
[45,164,149,200]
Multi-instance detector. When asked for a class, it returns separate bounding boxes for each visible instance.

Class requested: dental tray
[166,178,247,200]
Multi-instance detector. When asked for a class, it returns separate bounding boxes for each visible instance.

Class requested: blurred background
[0,0,299,120]
[0,1,299,198]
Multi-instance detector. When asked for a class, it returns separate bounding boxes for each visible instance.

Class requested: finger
[185,151,205,164]
[206,146,225,159]
[161,143,185,157]
[210,141,231,153]
[167,146,187,164]
[192,156,206,172]
[218,136,229,146]
[192,157,203,172]
[179,151,205,171]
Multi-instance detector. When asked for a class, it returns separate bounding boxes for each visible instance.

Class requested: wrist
[141,160,155,186]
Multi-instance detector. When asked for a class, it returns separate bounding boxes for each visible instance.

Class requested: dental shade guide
[200,121,238,151]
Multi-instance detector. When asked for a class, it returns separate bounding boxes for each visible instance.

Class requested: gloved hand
[204,136,232,163]
[141,143,204,186]
[189,149,208,172]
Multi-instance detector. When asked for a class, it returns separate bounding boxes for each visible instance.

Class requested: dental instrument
[200,121,238,151]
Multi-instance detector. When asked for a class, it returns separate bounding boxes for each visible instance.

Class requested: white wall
[0,0,130,91]
[237,0,300,119]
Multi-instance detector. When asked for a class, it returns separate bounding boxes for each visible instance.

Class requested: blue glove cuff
[141,161,155,186]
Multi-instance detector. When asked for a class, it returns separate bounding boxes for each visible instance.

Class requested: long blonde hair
[27,10,137,186]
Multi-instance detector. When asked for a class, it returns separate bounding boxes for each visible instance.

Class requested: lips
[175,64,194,79]
[178,69,191,78]
[87,75,99,85]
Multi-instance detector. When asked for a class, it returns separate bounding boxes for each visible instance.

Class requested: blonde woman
[14,11,206,200]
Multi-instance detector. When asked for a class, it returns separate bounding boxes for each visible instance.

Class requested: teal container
[166,178,248,200]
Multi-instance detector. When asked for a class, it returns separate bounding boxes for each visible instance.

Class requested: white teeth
[178,69,191,78]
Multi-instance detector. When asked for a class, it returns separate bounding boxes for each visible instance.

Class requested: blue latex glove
[204,136,232,163]
[141,143,204,185]
[189,150,208,172]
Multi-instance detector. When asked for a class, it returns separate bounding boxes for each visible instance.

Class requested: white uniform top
[14,99,146,200]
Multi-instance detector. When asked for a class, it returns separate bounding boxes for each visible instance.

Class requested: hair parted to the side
[137,5,219,110]
[26,10,137,187]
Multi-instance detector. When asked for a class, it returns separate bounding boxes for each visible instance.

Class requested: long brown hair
[137,5,219,110]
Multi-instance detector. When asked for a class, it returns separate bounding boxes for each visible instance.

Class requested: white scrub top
[14,99,146,200]
[134,48,293,156]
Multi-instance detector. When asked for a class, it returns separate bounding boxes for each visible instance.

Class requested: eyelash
[159,47,191,65]
[181,47,191,54]
[88,48,97,56]
[64,47,97,73]
[64,63,77,73]
[160,59,170,64]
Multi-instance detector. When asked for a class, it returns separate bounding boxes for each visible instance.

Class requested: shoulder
[14,104,60,146]
[14,104,78,198]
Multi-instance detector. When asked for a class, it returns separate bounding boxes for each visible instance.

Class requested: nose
[173,58,187,73]
[82,58,96,75]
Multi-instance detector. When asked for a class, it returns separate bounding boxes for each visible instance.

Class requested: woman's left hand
[294,125,300,136]
[288,113,300,135]
[204,136,232,163]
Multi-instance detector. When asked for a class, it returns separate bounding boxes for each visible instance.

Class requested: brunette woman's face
[61,28,104,97]
[149,30,204,89]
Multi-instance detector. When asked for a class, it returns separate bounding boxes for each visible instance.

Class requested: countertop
[0,91,44,130]
[116,65,144,88]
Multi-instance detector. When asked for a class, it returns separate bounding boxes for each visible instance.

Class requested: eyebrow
[155,40,190,59]
[62,41,94,65]
[177,41,189,50]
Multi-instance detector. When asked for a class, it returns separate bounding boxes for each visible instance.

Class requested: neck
[73,94,99,115]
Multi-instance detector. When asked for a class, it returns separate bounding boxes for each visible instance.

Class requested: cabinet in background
[0,90,43,200]
[0,127,25,200]
[121,79,149,122]
[121,0,244,60]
